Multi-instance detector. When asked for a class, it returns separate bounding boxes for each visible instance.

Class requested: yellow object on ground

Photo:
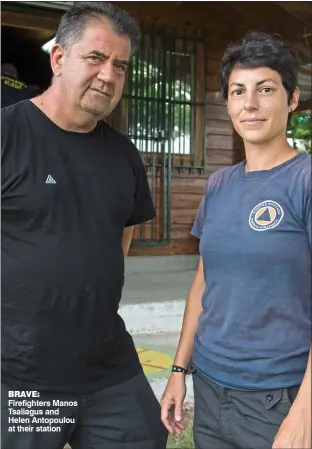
[136,347,173,377]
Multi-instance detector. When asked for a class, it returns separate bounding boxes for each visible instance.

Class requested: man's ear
[50,44,66,77]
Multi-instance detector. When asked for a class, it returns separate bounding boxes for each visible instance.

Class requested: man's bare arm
[122,226,134,256]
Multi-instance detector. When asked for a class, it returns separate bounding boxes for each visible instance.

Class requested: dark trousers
[1,372,167,449]
[193,370,299,449]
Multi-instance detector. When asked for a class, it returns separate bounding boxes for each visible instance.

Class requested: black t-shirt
[1,76,40,108]
[1,100,155,393]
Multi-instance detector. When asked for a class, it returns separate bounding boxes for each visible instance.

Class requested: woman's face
[227,66,300,145]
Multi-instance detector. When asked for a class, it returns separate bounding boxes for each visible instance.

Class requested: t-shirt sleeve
[191,171,221,239]
[191,174,214,239]
[190,195,206,239]
[125,148,156,227]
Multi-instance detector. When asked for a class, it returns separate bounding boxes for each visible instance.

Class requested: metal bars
[115,27,207,245]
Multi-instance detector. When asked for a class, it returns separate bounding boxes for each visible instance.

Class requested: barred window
[115,31,206,170]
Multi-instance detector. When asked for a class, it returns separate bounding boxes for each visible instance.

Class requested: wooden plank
[171,169,209,179]
[171,226,194,240]
[205,163,232,173]
[206,134,235,151]
[149,185,205,196]
[114,1,238,40]
[171,193,203,210]
[171,209,199,225]
[170,177,207,194]
[1,10,60,31]
[275,1,312,22]
[226,2,309,40]
[206,149,235,165]
[141,192,202,210]
[129,237,200,256]
[206,74,220,92]
[206,91,226,106]
[134,222,193,233]
[132,224,197,241]
[206,119,234,136]
[206,104,230,121]
[207,58,222,76]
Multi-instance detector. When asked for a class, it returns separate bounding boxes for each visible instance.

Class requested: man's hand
[272,404,311,448]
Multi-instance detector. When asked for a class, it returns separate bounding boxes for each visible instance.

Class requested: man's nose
[97,62,115,83]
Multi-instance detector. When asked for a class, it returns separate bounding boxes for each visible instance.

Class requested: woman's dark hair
[220,31,300,104]
[55,1,141,55]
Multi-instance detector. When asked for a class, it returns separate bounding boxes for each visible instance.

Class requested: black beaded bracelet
[171,364,188,374]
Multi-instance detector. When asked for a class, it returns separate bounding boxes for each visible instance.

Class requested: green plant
[287,112,311,153]
[167,426,195,449]
[166,410,195,449]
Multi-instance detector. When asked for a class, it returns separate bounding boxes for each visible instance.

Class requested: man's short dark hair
[55,1,141,55]
[220,31,300,104]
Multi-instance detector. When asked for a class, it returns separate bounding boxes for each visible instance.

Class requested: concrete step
[125,255,199,275]
[121,268,195,306]
[120,299,185,334]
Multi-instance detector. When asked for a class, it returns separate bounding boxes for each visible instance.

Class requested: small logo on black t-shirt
[249,200,284,231]
[45,175,56,184]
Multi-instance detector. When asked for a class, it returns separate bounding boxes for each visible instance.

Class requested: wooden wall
[129,52,242,256]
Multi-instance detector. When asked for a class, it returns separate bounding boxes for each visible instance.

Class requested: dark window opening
[2,25,53,93]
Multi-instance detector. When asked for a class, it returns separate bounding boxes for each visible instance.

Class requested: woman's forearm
[173,257,205,369]
[292,348,311,411]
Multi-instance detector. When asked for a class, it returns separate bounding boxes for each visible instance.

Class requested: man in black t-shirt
[1,3,167,449]
[1,63,41,108]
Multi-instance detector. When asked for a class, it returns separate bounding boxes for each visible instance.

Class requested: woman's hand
[160,373,187,435]
[273,403,311,448]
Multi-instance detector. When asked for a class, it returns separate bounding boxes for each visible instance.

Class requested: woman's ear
[289,87,300,113]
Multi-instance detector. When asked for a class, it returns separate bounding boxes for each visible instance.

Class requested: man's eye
[88,56,100,62]
[115,64,126,72]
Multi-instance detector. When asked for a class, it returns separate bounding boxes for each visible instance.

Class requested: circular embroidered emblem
[249,200,284,231]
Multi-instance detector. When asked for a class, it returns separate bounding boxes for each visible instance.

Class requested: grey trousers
[193,370,299,449]
[1,372,167,449]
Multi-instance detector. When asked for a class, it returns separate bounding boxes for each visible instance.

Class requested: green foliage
[287,112,311,153]
[128,56,191,140]
[167,426,195,448]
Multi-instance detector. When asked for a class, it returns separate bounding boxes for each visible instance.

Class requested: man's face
[227,66,299,145]
[53,19,131,118]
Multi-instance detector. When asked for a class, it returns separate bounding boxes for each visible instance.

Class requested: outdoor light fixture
[42,37,55,54]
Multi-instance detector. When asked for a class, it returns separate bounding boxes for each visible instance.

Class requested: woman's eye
[261,87,273,93]
[232,89,243,96]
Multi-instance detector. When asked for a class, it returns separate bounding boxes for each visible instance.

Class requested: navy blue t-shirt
[191,152,311,390]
